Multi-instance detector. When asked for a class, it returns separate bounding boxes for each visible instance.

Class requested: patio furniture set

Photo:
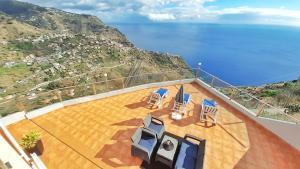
[131,85,219,168]
[131,114,205,169]
[148,85,219,124]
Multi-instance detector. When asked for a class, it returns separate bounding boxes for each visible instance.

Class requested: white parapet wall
[1,122,47,169]
[0,122,31,162]
[1,79,195,124]
[30,153,48,169]
[0,111,26,126]
[0,135,32,169]
[25,103,64,120]
[194,79,300,151]
[63,79,194,106]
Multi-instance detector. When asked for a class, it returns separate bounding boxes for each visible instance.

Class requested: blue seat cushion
[175,141,198,169]
[148,122,163,134]
[138,135,156,152]
[203,99,216,107]
[156,88,168,97]
[184,94,191,104]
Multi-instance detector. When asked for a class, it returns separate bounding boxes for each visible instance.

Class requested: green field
[0,63,32,88]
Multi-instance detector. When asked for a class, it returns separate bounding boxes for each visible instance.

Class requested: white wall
[0,111,26,126]
[2,79,195,124]
[0,135,32,169]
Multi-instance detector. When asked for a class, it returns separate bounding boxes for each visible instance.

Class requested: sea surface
[110,23,300,86]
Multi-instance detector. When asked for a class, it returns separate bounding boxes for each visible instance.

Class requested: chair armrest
[132,143,151,156]
[131,128,142,143]
[143,114,151,127]
[196,140,206,169]
[184,134,204,143]
[175,167,185,169]
[151,116,164,125]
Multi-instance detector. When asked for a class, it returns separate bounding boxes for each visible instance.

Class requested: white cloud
[147,13,176,21]
[78,0,94,4]
[96,2,111,11]
[19,0,300,26]
[216,6,300,19]
[211,7,300,26]
[136,0,213,21]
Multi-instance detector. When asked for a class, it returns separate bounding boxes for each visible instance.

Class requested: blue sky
[20,0,300,26]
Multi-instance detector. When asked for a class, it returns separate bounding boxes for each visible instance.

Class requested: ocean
[110,23,300,86]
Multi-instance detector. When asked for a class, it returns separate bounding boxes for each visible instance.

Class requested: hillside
[0,0,105,34]
[241,79,300,117]
[0,12,46,40]
[0,0,191,100]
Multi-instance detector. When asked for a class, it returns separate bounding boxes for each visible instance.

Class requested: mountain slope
[0,0,105,34]
[243,80,300,114]
[0,12,47,40]
[0,0,191,98]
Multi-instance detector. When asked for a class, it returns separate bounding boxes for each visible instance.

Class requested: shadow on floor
[112,118,143,127]
[195,121,216,128]
[125,96,168,110]
[96,117,147,167]
[149,98,175,117]
[222,121,244,125]
[150,106,171,117]
[125,101,148,109]
[95,127,142,168]
[170,102,201,127]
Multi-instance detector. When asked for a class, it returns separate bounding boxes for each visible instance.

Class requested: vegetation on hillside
[243,80,300,115]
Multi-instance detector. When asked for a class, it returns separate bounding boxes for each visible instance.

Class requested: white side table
[171,112,182,120]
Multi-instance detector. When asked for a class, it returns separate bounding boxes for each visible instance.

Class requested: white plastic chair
[172,93,191,115]
[200,99,218,124]
[148,88,168,108]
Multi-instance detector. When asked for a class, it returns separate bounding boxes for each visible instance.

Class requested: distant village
[0,31,179,102]
[0,32,132,100]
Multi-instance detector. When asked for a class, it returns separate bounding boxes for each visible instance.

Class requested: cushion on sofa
[138,135,156,152]
[175,140,198,169]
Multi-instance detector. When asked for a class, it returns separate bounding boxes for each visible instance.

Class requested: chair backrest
[143,114,152,127]
[204,106,218,115]
[131,128,142,143]
[153,92,161,99]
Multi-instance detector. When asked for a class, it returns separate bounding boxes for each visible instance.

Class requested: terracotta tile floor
[7,83,300,169]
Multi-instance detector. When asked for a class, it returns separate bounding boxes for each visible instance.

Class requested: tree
[46,81,60,90]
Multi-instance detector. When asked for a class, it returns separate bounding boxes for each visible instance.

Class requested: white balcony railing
[0,68,299,124]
